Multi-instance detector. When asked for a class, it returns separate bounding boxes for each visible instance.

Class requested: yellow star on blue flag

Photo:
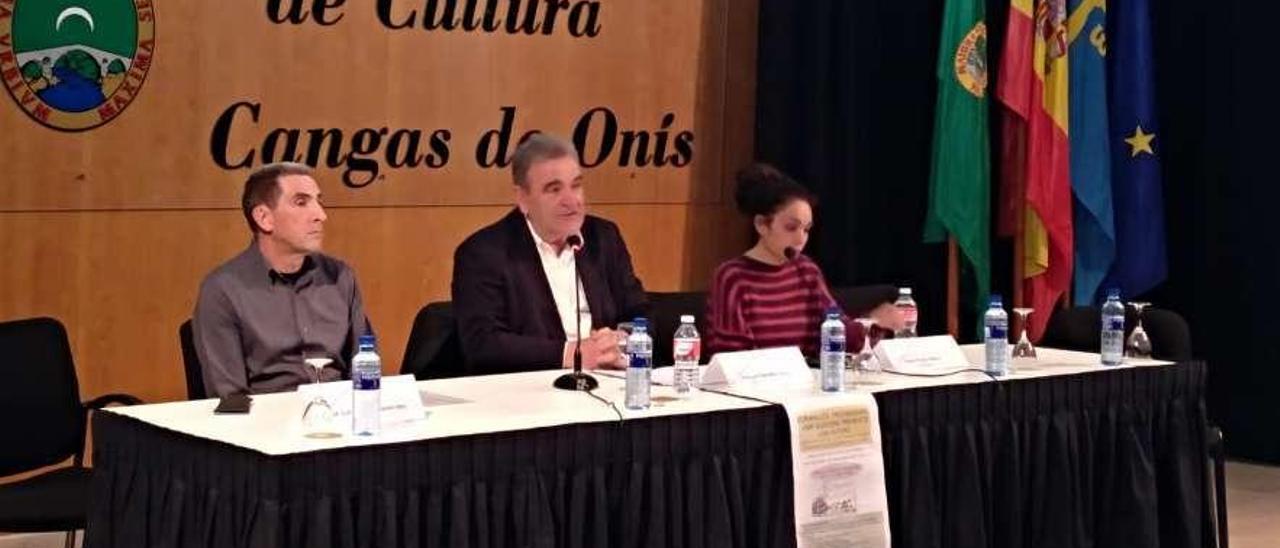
[1104,0,1167,299]
[1124,125,1156,157]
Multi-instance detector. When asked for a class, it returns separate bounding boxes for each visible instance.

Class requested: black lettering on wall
[345,128,388,187]
[208,101,692,189]
[266,0,346,26]
[573,107,617,168]
[425,129,452,168]
[209,101,259,169]
[476,106,517,168]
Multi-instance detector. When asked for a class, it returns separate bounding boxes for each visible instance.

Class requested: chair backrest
[0,317,85,477]
[178,319,206,400]
[1140,308,1193,361]
[830,285,900,317]
[1041,306,1102,352]
[645,291,709,365]
[401,301,467,380]
[1041,305,1193,361]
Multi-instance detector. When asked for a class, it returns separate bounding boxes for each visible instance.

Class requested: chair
[401,302,468,380]
[178,319,206,400]
[830,285,900,319]
[646,291,709,365]
[0,317,142,548]
[1040,305,1192,361]
[1040,305,1225,548]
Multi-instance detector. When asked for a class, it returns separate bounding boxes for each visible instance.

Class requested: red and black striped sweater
[704,254,872,358]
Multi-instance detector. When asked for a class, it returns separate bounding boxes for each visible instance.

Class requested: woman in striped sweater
[705,164,904,358]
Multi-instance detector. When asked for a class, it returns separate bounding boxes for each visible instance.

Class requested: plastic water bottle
[625,318,653,410]
[1101,288,1125,365]
[672,315,701,397]
[895,287,919,337]
[984,295,1009,376]
[351,335,381,436]
[820,307,846,392]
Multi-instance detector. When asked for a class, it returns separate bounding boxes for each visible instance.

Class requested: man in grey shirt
[193,162,372,397]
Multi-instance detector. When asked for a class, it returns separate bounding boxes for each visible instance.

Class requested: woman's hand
[869,303,907,333]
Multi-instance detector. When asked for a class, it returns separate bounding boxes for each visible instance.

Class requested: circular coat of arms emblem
[0,0,155,131]
[954,22,987,98]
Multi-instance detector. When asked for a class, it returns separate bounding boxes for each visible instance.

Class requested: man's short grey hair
[510,133,579,188]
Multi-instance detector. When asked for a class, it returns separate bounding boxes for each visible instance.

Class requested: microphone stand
[788,247,824,367]
[785,247,811,294]
[555,235,599,391]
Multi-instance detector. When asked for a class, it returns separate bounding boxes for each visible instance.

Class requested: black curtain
[756,0,1280,462]
[754,0,1005,340]
[1167,2,1280,464]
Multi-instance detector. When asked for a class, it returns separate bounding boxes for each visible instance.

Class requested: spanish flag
[996,1,1033,239]
[998,0,1073,341]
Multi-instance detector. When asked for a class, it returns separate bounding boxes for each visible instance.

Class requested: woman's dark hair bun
[734,163,815,217]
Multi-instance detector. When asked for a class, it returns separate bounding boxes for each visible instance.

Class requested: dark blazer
[452,208,649,374]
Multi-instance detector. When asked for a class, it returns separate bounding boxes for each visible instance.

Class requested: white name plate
[703,346,813,389]
[874,335,971,374]
[296,374,428,427]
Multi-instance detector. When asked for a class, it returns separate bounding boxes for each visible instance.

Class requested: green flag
[923,0,991,335]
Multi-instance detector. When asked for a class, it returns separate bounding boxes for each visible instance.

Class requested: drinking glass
[301,353,340,439]
[851,317,878,378]
[1126,302,1153,359]
[1012,308,1037,359]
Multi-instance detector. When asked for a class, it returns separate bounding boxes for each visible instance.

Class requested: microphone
[785,247,814,297]
[554,234,599,391]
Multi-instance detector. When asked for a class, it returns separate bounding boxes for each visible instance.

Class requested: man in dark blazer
[452,133,648,374]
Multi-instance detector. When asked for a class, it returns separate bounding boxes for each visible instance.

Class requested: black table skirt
[87,362,1212,548]
[86,406,796,548]
[877,361,1212,548]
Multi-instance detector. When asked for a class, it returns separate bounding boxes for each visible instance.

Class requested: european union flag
[1105,0,1167,299]
[1069,0,1114,305]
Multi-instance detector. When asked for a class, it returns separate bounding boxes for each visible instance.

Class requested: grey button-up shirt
[192,244,372,397]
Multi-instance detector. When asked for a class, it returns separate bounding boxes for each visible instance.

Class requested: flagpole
[1013,208,1025,310]
[947,237,959,338]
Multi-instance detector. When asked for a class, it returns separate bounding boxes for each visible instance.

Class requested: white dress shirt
[527,220,591,343]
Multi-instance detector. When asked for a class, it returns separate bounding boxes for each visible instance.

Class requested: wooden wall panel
[0,0,757,405]
[0,204,747,403]
[0,0,737,210]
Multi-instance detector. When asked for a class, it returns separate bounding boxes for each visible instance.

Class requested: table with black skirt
[877,360,1211,548]
[85,361,1211,548]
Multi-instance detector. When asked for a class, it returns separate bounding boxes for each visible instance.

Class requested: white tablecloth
[108,369,768,456]
[108,346,1168,456]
